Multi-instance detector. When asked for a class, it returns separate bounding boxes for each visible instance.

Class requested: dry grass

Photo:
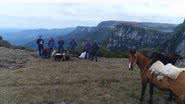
[0,57,176,104]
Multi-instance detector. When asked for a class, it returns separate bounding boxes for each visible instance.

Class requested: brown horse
[128,50,185,104]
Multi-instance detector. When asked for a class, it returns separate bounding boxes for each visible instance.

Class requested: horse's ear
[129,49,136,54]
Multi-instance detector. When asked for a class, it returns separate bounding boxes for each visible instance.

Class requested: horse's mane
[138,51,152,59]
[150,52,181,65]
[131,51,182,71]
[138,51,181,70]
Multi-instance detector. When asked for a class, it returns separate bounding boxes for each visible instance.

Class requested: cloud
[0,0,184,28]
[0,0,181,4]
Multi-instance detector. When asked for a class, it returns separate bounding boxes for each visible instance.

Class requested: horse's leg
[148,83,153,104]
[175,96,184,104]
[140,81,147,102]
[167,91,173,101]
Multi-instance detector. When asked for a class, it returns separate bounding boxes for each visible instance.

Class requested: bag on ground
[79,52,86,59]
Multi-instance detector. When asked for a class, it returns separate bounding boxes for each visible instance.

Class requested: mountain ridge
[1,27,74,45]
[22,20,183,56]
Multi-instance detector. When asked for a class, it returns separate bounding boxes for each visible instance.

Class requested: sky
[0,0,184,29]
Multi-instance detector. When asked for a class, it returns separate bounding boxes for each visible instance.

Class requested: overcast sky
[0,0,184,29]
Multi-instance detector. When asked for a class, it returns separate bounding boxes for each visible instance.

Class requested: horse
[149,52,181,66]
[147,52,182,100]
[128,50,185,104]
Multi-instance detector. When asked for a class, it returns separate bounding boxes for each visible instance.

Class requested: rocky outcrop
[176,40,185,55]
[107,24,172,51]
[165,20,185,56]
[64,21,176,46]
[97,21,177,32]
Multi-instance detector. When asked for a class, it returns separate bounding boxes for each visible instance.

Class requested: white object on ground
[79,52,86,59]
[51,50,57,57]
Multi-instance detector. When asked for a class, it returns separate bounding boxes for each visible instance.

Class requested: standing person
[48,37,55,57]
[84,40,91,59]
[91,41,99,62]
[70,39,77,56]
[58,38,64,53]
[36,35,44,57]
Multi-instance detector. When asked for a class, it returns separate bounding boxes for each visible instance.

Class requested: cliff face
[97,21,177,32]
[64,25,112,45]
[106,24,172,51]
[165,20,185,55]
[64,21,176,45]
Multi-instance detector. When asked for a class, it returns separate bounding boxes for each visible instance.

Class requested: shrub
[99,47,128,58]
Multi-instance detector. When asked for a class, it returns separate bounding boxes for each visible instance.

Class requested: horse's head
[128,49,137,70]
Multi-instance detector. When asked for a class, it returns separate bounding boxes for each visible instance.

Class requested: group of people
[83,40,99,62]
[36,36,99,62]
[36,36,77,58]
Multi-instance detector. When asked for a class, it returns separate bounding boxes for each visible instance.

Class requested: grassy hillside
[0,51,176,104]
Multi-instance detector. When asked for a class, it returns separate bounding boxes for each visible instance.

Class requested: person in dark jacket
[36,35,44,57]
[70,39,77,56]
[48,37,55,57]
[84,41,92,59]
[58,38,64,53]
[91,41,99,62]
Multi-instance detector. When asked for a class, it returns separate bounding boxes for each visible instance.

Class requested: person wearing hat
[36,35,44,57]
